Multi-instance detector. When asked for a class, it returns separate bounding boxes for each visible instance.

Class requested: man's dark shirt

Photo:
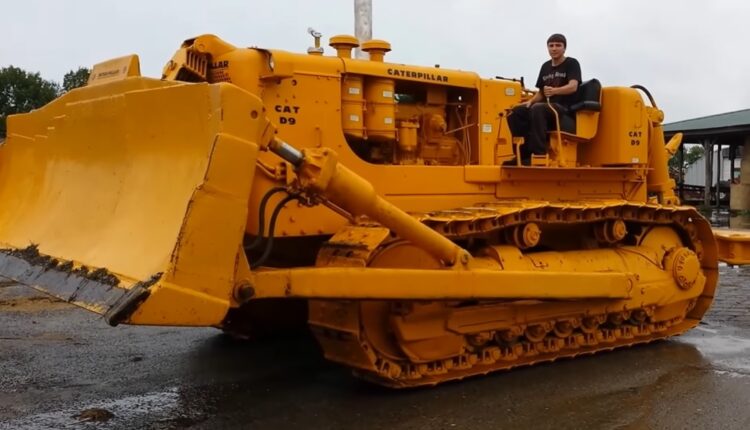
[535,57,582,107]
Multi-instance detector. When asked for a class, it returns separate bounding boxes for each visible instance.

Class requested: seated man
[506,33,582,165]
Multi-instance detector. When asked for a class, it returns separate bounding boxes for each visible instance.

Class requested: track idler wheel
[629,309,649,324]
[607,311,631,326]
[580,315,605,333]
[504,223,541,249]
[468,332,493,348]
[524,323,551,343]
[553,320,576,338]
[594,219,628,244]
[494,327,523,345]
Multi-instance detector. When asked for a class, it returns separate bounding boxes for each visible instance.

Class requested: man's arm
[527,62,548,106]
[543,80,579,98]
[525,91,545,106]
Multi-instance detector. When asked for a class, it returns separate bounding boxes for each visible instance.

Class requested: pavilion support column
[730,144,736,185]
[716,142,722,207]
[678,143,685,201]
[730,137,750,228]
[704,139,713,207]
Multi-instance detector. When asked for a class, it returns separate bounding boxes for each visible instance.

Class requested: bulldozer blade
[0,244,157,325]
[0,77,267,326]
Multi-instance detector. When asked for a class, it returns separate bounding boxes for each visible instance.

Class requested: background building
[665,109,750,227]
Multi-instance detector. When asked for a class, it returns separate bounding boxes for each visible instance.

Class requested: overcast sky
[2,0,747,122]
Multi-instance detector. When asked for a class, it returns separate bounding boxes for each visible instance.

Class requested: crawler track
[309,201,718,387]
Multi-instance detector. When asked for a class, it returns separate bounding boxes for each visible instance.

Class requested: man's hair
[547,33,567,47]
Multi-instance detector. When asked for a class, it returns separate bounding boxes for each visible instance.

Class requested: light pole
[354,0,372,59]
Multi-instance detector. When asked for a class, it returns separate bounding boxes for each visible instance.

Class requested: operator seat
[558,78,602,139]
[533,78,602,167]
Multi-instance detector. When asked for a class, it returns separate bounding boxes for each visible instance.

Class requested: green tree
[0,66,60,137]
[62,67,90,92]
[669,144,705,178]
[685,145,705,166]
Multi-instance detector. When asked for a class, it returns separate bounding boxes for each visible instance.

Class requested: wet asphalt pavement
[1,266,749,430]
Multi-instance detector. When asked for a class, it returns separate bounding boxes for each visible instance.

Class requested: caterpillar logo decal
[387,68,448,82]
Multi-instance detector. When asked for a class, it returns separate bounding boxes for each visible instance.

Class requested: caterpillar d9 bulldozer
[2,33,749,388]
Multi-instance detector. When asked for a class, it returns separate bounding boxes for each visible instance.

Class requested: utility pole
[354,0,372,59]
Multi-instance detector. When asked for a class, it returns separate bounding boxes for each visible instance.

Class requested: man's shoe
[502,158,518,166]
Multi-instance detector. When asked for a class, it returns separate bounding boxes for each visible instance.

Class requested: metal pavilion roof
[664,108,750,141]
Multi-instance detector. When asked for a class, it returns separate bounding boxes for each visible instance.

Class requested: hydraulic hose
[245,186,288,252]
[250,193,300,269]
[630,85,657,108]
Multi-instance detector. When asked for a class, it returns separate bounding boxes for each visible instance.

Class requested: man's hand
[543,86,557,97]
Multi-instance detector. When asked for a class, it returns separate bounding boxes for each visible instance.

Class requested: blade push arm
[267,138,469,267]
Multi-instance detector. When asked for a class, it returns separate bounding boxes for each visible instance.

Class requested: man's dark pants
[507,103,567,158]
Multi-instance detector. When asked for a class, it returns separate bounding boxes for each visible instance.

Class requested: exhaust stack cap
[329,35,360,59]
[307,27,324,56]
[361,39,391,62]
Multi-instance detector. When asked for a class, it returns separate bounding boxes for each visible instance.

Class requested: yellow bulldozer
[1,34,749,387]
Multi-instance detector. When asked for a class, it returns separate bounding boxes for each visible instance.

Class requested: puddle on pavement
[679,326,750,377]
[687,327,750,354]
[0,388,207,430]
[4,322,749,429]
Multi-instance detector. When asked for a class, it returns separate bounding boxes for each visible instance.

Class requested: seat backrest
[570,79,602,112]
